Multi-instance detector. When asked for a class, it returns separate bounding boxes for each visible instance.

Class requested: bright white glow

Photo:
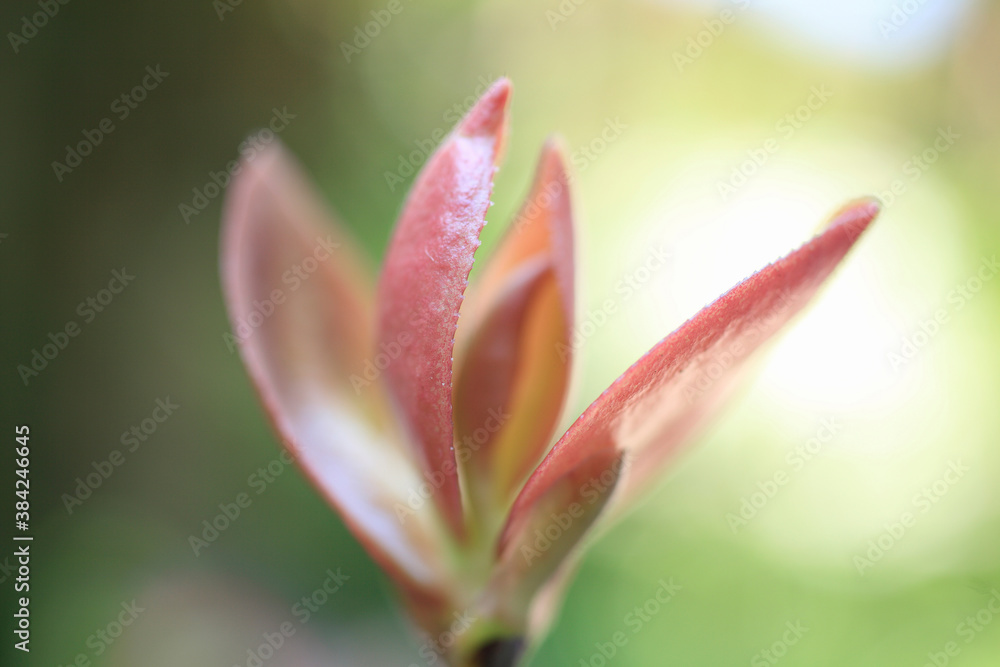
[649,0,977,68]
[624,140,966,457]
[617,132,991,573]
[663,193,904,413]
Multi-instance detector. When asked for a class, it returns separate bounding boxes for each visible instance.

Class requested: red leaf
[221,141,449,598]
[488,446,623,628]
[376,78,512,537]
[502,198,880,539]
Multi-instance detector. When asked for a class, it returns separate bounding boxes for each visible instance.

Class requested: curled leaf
[454,140,576,508]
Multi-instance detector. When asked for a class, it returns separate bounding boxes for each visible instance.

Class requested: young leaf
[376,78,512,537]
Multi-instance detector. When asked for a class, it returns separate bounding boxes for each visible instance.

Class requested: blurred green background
[4,0,1000,665]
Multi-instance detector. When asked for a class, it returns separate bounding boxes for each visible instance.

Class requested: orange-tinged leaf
[454,141,576,506]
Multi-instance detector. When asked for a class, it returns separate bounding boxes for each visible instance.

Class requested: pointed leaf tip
[459,78,512,140]
[505,197,880,539]
[377,78,512,537]
[824,196,880,241]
